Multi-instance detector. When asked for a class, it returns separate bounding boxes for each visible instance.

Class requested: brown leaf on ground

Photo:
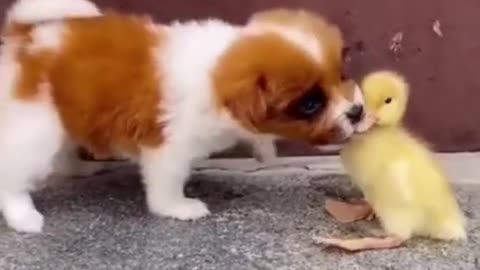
[324,198,373,223]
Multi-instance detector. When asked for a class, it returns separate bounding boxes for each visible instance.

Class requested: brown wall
[2,0,480,155]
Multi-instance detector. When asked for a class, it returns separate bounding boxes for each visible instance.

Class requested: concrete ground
[0,154,479,270]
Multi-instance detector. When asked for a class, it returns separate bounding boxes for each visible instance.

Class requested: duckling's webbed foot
[313,236,405,251]
[324,198,374,223]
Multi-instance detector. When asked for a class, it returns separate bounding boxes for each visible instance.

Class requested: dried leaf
[324,198,373,223]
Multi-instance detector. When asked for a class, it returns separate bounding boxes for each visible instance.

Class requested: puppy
[0,0,365,232]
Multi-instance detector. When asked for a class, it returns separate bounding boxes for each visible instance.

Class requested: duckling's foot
[324,198,373,223]
[313,236,405,251]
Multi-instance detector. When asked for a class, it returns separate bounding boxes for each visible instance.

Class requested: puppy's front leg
[140,146,210,221]
[251,137,277,163]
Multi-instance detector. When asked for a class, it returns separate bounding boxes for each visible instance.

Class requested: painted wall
[2,0,479,156]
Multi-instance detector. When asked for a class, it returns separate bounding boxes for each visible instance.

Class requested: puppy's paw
[4,207,44,233]
[251,139,277,163]
[253,150,276,163]
[149,197,210,221]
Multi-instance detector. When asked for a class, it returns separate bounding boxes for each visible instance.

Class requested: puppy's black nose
[346,104,364,124]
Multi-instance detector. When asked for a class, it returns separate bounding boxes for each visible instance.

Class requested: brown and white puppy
[0,0,365,232]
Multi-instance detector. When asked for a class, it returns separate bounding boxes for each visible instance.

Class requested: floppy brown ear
[222,75,269,132]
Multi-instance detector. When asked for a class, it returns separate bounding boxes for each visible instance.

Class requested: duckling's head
[361,71,409,127]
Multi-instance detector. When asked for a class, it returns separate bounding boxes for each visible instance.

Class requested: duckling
[315,71,466,251]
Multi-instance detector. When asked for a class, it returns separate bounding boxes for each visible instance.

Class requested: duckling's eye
[385,97,392,104]
[289,87,326,120]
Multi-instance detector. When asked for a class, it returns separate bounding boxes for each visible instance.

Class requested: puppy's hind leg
[0,99,64,233]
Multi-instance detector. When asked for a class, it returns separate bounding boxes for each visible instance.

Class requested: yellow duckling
[315,71,466,251]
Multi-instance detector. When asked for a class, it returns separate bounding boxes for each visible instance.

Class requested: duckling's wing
[370,160,415,204]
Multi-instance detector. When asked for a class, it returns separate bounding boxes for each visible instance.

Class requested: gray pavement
[0,155,479,270]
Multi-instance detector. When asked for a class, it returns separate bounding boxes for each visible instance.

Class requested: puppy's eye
[385,97,392,104]
[290,87,326,119]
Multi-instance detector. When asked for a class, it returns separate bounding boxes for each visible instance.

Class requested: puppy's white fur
[0,83,64,232]
[245,22,323,62]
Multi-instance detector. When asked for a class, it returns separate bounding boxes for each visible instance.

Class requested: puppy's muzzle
[346,104,364,125]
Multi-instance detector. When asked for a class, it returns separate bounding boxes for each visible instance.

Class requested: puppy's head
[213,8,364,144]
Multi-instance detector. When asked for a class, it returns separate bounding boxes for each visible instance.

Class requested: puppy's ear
[223,75,269,131]
[256,74,268,92]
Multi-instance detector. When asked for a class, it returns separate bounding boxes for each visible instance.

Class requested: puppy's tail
[6,0,101,24]
[3,0,101,37]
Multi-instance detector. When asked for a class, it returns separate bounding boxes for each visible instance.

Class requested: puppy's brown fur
[13,13,164,158]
